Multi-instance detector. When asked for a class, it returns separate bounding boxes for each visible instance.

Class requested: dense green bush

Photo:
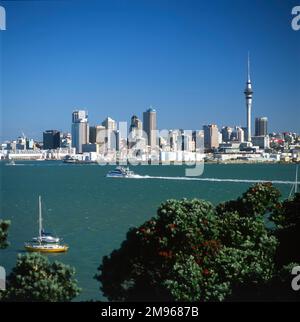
[96,183,285,301]
[2,253,81,302]
[270,192,300,229]
[216,182,281,217]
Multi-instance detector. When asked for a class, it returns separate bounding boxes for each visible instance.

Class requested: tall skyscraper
[129,115,142,135]
[235,126,245,143]
[101,117,117,151]
[89,125,106,144]
[203,124,219,150]
[143,107,157,148]
[102,117,117,131]
[89,126,97,144]
[43,130,60,150]
[71,110,89,153]
[244,53,253,142]
[221,126,233,143]
[255,117,268,136]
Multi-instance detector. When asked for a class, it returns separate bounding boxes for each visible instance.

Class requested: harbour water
[0,161,296,300]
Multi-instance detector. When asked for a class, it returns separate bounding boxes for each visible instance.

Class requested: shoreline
[1,159,298,165]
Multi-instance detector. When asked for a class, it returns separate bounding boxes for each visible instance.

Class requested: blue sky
[0,0,299,141]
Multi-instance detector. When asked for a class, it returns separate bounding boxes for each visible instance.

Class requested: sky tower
[244,53,253,142]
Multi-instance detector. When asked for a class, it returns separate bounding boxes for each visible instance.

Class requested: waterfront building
[26,138,35,150]
[71,110,89,153]
[252,135,270,149]
[143,107,157,148]
[218,142,241,153]
[43,130,60,150]
[60,132,71,148]
[203,124,219,150]
[16,136,26,150]
[244,53,253,142]
[255,117,268,136]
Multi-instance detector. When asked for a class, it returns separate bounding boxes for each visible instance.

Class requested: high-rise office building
[102,117,117,151]
[241,127,249,141]
[203,124,219,150]
[255,117,268,136]
[129,115,142,136]
[128,115,143,149]
[43,130,60,150]
[221,126,233,143]
[179,130,194,152]
[71,110,89,153]
[244,53,253,142]
[89,126,97,144]
[193,130,204,152]
[89,125,106,144]
[235,126,245,143]
[169,130,180,151]
[231,127,245,143]
[102,117,117,131]
[143,108,157,148]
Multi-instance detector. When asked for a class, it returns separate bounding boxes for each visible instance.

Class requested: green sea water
[0,161,297,301]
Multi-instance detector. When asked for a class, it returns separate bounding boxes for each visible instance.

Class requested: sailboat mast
[296,165,298,194]
[39,196,42,238]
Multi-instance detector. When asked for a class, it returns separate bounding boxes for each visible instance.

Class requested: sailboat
[24,196,68,253]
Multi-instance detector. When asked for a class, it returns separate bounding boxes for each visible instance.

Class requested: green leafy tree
[269,192,300,270]
[2,253,81,302]
[0,220,10,249]
[216,212,277,285]
[96,185,278,301]
[97,199,221,301]
[270,192,300,229]
[216,183,281,218]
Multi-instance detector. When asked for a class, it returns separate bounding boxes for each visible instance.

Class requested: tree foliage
[2,253,81,302]
[270,192,300,229]
[216,182,281,217]
[96,184,282,301]
[0,220,10,249]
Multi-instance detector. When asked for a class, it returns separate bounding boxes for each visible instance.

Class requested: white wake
[129,175,294,185]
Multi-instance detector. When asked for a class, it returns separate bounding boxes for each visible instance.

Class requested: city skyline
[1,0,299,141]
[1,102,299,144]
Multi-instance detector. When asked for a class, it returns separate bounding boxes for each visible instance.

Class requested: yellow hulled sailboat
[24,196,68,253]
[24,243,68,253]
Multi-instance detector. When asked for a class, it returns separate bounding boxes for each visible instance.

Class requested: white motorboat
[106,166,137,178]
